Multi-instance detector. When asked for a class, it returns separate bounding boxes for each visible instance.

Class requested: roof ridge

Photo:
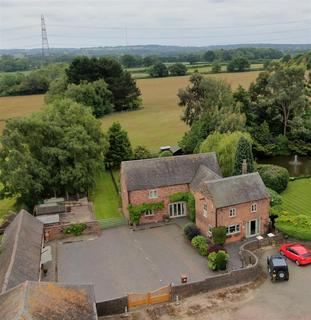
[1,211,25,294]
[121,152,216,165]
[207,172,259,184]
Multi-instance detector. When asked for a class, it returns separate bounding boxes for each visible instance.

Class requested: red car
[280,243,311,266]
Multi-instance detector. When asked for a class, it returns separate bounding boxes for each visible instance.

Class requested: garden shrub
[257,164,289,193]
[159,150,173,157]
[215,250,229,270]
[191,235,208,256]
[211,226,227,245]
[208,244,226,255]
[267,188,283,207]
[198,242,209,256]
[184,223,200,241]
[64,223,87,236]
[207,250,230,271]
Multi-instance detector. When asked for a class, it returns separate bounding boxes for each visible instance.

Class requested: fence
[98,217,127,230]
[128,284,172,309]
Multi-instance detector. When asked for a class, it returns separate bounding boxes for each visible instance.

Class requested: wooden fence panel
[128,285,171,309]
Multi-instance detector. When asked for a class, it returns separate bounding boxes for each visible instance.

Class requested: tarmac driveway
[209,246,311,320]
[57,224,213,301]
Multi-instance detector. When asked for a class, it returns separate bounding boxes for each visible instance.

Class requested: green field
[128,63,263,79]
[0,71,260,150]
[89,171,121,220]
[282,179,311,216]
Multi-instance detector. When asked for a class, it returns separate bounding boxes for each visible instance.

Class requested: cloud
[0,0,310,48]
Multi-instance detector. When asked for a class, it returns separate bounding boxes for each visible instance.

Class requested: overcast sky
[0,0,311,49]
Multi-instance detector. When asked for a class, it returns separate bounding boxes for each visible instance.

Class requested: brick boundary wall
[44,220,102,242]
[171,239,261,300]
[96,296,128,317]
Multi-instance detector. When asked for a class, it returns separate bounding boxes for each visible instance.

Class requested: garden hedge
[257,164,289,193]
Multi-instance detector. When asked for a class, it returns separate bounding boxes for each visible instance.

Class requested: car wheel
[280,250,284,256]
[278,271,285,280]
[296,260,300,266]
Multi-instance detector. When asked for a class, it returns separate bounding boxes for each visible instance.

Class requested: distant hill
[1,43,311,57]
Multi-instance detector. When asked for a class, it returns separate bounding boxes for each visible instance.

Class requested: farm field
[282,178,311,216]
[0,94,45,132]
[0,71,260,150]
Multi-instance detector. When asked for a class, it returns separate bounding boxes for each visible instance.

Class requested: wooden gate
[128,284,172,309]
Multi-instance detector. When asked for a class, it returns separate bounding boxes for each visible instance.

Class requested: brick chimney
[242,159,247,175]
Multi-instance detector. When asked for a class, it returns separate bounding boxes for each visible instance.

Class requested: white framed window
[229,208,236,217]
[144,209,155,216]
[169,202,187,218]
[203,204,208,218]
[148,190,158,199]
[226,224,240,235]
[251,203,257,213]
[208,224,213,237]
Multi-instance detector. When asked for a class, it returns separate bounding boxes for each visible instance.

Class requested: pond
[257,155,311,177]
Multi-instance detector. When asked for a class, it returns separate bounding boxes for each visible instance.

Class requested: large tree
[66,56,141,112]
[199,131,252,177]
[150,63,169,77]
[105,122,132,168]
[178,73,245,153]
[65,80,114,117]
[0,99,106,207]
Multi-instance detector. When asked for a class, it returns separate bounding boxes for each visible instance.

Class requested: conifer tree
[233,136,254,175]
[105,122,132,168]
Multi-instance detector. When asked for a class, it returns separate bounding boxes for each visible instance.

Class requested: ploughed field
[0,71,260,150]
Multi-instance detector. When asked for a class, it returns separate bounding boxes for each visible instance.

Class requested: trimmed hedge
[276,210,311,241]
[207,250,230,271]
[267,188,283,207]
[257,164,289,193]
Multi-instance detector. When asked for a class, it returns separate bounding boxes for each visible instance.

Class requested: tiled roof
[190,165,222,190]
[122,152,222,191]
[0,210,43,294]
[0,281,98,320]
[199,172,269,208]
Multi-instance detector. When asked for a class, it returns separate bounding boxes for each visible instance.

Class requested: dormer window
[149,190,158,199]
[229,208,236,217]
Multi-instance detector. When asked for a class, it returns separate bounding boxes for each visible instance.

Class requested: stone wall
[44,220,101,242]
[96,296,128,317]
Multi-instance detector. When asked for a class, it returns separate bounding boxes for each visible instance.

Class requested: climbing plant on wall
[169,192,196,222]
[128,201,164,225]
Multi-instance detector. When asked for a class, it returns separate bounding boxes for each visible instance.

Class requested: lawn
[0,71,260,150]
[282,178,311,216]
[276,178,311,240]
[89,170,122,220]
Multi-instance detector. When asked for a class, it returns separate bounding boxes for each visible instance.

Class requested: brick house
[120,153,269,242]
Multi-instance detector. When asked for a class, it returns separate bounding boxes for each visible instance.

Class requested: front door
[247,219,260,237]
[169,202,187,218]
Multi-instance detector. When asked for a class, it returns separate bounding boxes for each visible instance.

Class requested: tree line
[178,57,311,160]
[0,47,284,73]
